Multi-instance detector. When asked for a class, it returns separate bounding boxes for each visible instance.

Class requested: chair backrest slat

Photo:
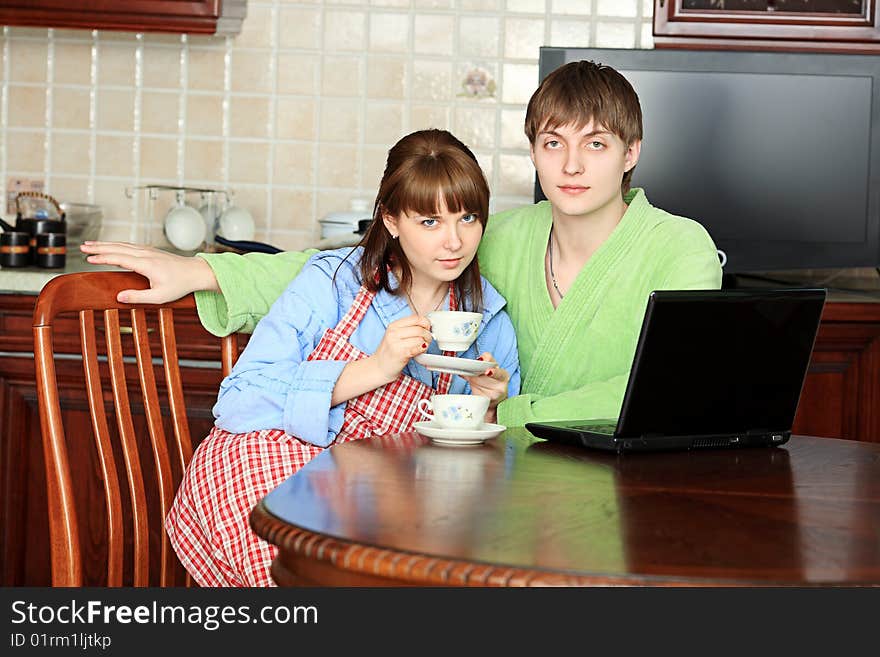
[158,308,194,475]
[33,271,241,586]
[79,310,124,586]
[33,325,81,586]
[104,308,150,587]
[131,309,176,587]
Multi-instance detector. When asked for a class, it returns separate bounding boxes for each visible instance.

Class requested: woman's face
[382,197,483,289]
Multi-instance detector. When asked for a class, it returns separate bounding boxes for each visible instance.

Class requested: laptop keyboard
[572,423,616,435]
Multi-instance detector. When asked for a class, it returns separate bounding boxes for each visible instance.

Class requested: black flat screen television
[536,47,880,275]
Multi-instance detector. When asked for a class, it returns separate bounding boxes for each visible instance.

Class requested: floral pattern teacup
[417,394,489,430]
[426,311,482,352]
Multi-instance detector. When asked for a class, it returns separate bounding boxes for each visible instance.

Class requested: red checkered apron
[166,284,454,587]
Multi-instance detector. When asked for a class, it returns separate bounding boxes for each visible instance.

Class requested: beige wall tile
[595,22,637,48]
[316,190,365,223]
[504,18,545,60]
[453,106,497,150]
[142,46,182,89]
[274,142,316,186]
[187,49,226,92]
[413,15,455,56]
[364,103,404,146]
[95,135,134,177]
[51,132,91,175]
[230,96,272,139]
[501,63,538,104]
[459,17,501,58]
[92,178,137,228]
[277,53,319,95]
[53,41,92,86]
[46,176,90,204]
[265,230,318,252]
[598,0,638,17]
[96,89,134,131]
[9,39,47,83]
[550,19,592,47]
[318,143,359,188]
[52,87,91,130]
[410,104,451,131]
[97,44,136,86]
[185,94,223,137]
[474,150,494,183]
[416,0,454,8]
[460,0,501,8]
[276,98,317,140]
[324,11,366,52]
[8,86,46,128]
[507,0,546,12]
[501,107,528,149]
[369,0,411,7]
[184,139,224,181]
[234,5,274,49]
[361,145,387,191]
[319,98,362,142]
[141,91,180,134]
[552,0,593,15]
[367,56,407,100]
[497,152,534,196]
[322,56,363,97]
[412,60,452,102]
[643,0,653,14]
[272,189,317,231]
[231,50,273,94]
[641,22,654,49]
[279,7,323,49]
[6,131,46,172]
[228,141,271,184]
[139,137,178,181]
[227,186,267,228]
[369,13,410,53]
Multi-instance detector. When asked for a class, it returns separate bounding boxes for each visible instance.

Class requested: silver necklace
[406,287,447,315]
[548,226,564,300]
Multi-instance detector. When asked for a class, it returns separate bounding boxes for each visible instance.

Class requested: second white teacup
[426,310,482,352]
[417,394,489,430]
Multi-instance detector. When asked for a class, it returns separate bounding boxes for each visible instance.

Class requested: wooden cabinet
[0,1,246,36]
[1,292,877,585]
[654,0,880,52]
[0,292,248,586]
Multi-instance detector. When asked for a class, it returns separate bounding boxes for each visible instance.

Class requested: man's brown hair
[525,60,643,193]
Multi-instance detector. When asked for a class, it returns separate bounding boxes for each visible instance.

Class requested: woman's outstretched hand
[80,241,220,304]
[464,352,509,423]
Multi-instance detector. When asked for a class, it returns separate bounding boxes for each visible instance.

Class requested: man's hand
[80,241,220,304]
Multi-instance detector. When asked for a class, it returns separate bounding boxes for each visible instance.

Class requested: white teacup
[426,310,482,352]
[417,394,489,430]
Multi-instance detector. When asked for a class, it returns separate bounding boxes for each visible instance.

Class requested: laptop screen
[617,289,826,438]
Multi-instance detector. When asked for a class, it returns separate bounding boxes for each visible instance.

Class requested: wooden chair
[33,271,239,586]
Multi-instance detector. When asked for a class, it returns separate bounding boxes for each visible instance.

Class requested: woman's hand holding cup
[464,352,509,424]
[369,314,433,383]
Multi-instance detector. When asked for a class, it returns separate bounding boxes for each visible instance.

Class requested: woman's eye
[461,213,478,224]
[421,218,438,227]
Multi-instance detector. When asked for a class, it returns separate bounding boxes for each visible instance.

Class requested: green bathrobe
[195,189,722,427]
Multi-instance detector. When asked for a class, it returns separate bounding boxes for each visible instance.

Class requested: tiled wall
[0,0,653,251]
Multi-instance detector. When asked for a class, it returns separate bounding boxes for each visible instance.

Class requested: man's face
[530,120,640,222]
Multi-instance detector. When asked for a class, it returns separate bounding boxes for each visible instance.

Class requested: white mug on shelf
[163,191,206,251]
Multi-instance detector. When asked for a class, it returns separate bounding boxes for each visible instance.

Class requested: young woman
[165,129,520,586]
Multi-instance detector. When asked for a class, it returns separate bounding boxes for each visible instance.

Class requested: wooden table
[250,429,880,586]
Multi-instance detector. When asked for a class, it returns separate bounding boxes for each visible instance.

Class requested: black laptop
[525,288,826,453]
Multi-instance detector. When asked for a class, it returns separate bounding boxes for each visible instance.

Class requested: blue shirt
[213,247,521,447]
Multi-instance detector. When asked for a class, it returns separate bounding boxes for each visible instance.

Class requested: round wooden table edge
[249,501,803,588]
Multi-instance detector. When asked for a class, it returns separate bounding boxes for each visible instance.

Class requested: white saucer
[413,421,505,446]
[414,353,497,377]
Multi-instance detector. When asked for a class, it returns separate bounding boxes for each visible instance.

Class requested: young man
[82,60,722,425]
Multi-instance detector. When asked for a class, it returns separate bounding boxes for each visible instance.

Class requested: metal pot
[0,191,66,240]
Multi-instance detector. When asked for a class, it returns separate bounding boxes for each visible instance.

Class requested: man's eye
[588,141,605,149]
[461,213,478,224]
[545,140,561,149]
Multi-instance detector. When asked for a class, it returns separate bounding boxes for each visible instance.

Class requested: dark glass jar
[0,231,31,267]
[35,232,66,268]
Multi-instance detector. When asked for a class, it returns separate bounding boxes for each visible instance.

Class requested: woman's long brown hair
[353,129,490,312]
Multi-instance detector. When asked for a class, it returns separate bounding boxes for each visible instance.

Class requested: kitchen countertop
[0,251,121,295]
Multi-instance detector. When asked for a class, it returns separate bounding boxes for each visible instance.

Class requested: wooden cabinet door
[654,0,880,52]
[0,0,246,36]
